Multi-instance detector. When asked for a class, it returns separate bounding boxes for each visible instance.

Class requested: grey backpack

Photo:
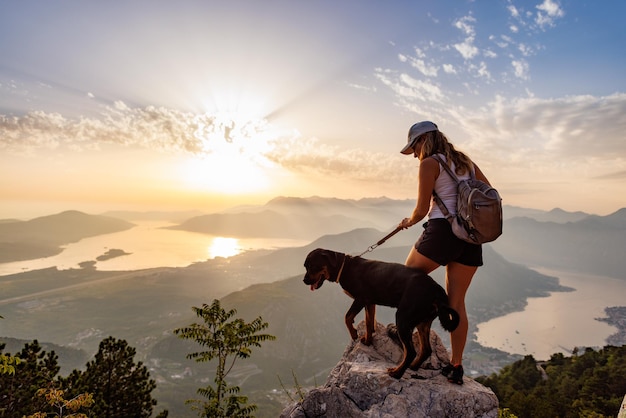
[432,155,503,245]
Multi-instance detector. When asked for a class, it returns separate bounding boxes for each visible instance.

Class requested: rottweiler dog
[303,248,459,379]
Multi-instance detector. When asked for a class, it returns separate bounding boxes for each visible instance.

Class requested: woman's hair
[418,130,473,175]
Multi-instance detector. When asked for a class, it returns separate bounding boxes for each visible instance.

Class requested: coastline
[474,267,626,360]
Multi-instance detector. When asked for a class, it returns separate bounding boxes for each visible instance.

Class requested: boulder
[280,321,498,418]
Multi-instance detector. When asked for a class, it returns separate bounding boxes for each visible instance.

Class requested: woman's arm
[400,157,439,228]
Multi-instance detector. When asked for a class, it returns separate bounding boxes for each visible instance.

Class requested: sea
[0,221,307,275]
[1,222,624,360]
[475,267,626,360]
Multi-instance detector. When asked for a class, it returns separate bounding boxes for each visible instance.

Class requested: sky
[1,0,625,219]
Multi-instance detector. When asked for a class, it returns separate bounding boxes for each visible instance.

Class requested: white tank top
[428,154,472,219]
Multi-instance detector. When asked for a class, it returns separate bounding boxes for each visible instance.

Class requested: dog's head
[303,248,344,291]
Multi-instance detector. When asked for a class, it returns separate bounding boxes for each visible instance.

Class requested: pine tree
[63,337,158,418]
[0,340,60,417]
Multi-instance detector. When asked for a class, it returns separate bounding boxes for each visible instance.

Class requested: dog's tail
[437,303,460,332]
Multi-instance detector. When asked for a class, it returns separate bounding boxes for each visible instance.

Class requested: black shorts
[415,218,483,267]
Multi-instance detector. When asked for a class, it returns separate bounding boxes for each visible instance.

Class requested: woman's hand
[399,217,414,229]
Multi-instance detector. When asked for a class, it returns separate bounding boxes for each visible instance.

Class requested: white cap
[400,121,438,155]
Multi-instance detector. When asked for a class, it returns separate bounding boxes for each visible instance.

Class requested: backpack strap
[431,154,477,220]
[431,155,456,219]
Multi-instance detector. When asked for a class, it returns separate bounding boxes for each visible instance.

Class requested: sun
[180,152,270,194]
[177,110,283,194]
[208,237,241,258]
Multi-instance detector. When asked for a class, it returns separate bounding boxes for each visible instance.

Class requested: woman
[398,121,493,385]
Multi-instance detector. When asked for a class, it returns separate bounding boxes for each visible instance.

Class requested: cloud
[374,70,444,104]
[0,101,278,156]
[507,4,520,19]
[454,15,476,37]
[264,136,414,189]
[407,57,439,77]
[457,92,626,166]
[511,59,530,80]
[442,64,457,74]
[454,38,479,60]
[535,0,564,29]
[593,170,626,180]
[453,15,479,60]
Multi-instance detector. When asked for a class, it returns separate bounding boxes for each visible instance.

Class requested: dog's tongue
[310,284,316,291]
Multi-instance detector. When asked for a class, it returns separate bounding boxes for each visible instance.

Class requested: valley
[1,198,625,417]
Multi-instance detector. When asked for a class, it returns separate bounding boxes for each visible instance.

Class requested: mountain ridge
[0,211,134,263]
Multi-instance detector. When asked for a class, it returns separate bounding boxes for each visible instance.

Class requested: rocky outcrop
[280,321,498,418]
[618,394,626,418]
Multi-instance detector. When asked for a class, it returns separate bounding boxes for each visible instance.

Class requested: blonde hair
[418,130,473,175]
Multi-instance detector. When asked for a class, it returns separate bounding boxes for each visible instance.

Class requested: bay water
[3,225,624,361]
[475,267,626,360]
[0,221,307,275]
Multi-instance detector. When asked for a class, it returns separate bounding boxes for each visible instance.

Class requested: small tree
[0,340,60,416]
[174,299,276,418]
[63,337,159,418]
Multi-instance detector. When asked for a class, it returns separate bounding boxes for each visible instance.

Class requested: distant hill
[491,208,626,278]
[101,209,204,222]
[166,196,590,240]
[503,206,589,223]
[0,218,579,416]
[149,237,569,393]
[167,209,384,240]
[0,337,88,374]
[0,210,134,263]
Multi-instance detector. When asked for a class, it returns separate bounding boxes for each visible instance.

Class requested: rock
[280,321,498,418]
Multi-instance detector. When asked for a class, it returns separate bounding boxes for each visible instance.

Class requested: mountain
[167,196,591,240]
[167,209,385,240]
[0,211,134,263]
[491,208,626,278]
[146,238,568,396]
[0,215,576,417]
[101,209,204,222]
[0,337,88,374]
[503,206,589,223]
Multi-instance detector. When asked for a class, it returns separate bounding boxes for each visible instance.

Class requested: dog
[303,248,459,379]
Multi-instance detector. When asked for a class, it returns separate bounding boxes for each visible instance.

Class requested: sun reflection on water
[208,237,241,259]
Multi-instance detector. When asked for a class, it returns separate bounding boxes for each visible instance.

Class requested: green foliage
[477,345,626,418]
[0,340,60,417]
[174,299,276,418]
[62,337,161,418]
[498,408,519,418]
[0,320,16,376]
[26,388,94,418]
[0,353,20,376]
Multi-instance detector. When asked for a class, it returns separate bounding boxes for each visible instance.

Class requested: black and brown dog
[303,248,460,379]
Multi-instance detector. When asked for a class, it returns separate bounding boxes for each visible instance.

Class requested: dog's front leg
[345,300,364,341]
[362,304,376,345]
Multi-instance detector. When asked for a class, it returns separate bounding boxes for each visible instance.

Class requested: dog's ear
[305,248,326,271]
[318,249,343,270]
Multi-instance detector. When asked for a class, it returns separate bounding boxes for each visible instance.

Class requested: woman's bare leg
[405,246,439,273]
[445,261,478,365]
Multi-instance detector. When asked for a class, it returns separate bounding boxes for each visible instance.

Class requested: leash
[335,254,347,284]
[356,226,403,257]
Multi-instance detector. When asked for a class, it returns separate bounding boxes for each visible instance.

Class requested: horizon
[2,1,625,218]
[1,194,623,221]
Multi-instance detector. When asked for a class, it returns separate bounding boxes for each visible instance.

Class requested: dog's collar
[335,254,347,284]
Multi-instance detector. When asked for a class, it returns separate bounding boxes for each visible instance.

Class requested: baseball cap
[400,121,438,155]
